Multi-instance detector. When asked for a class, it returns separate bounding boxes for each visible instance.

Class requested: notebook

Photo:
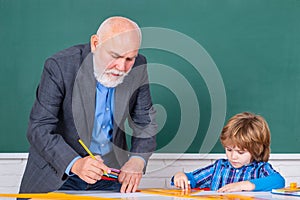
[272,187,300,196]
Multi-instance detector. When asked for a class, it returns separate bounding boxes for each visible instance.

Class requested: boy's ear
[90,35,99,52]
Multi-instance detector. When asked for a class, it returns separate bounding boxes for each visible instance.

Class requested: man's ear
[90,34,99,52]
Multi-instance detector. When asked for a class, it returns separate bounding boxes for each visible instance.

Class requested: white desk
[61,190,300,200]
[1,190,300,199]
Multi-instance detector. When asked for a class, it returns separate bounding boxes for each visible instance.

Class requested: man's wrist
[65,156,81,176]
[129,155,146,168]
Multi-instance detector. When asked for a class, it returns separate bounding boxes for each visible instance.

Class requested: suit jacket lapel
[72,53,96,146]
[113,65,144,136]
[114,79,130,134]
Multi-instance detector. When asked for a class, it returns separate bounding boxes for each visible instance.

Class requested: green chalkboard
[1,0,300,153]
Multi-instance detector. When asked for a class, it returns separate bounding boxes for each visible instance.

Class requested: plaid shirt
[186,159,278,190]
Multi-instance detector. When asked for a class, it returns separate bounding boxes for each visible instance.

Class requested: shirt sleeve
[250,173,285,191]
[65,156,81,176]
[129,155,146,166]
[170,162,215,188]
[185,162,216,189]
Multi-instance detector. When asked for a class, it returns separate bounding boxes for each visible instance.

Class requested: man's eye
[238,151,245,154]
[226,148,232,152]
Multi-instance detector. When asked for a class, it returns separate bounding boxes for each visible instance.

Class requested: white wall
[0,153,28,193]
[1,153,299,193]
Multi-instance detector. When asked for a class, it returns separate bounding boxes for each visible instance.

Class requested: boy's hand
[174,172,190,190]
[217,181,255,192]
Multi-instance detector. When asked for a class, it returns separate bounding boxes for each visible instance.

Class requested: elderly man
[19,16,157,193]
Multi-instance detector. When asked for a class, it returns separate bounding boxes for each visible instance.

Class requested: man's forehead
[100,29,141,44]
[100,33,140,49]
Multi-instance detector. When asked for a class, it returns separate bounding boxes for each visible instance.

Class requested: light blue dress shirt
[89,82,115,155]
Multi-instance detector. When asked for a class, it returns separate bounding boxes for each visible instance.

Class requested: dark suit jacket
[19,44,157,193]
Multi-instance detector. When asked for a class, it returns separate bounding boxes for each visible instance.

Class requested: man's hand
[118,157,145,193]
[71,155,111,184]
[217,181,255,192]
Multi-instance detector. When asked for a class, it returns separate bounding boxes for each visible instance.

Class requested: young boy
[172,112,285,192]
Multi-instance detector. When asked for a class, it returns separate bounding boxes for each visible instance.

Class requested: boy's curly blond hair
[220,112,270,162]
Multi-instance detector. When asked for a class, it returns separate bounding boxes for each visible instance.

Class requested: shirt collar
[96,81,109,93]
[221,159,258,169]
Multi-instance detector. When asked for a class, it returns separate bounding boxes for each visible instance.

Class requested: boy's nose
[231,151,238,159]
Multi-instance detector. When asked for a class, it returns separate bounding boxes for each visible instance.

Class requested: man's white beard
[94,67,131,88]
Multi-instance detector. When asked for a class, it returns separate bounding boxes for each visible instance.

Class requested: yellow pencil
[78,139,109,176]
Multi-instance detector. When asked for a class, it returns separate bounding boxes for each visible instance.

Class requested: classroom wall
[1,153,299,193]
